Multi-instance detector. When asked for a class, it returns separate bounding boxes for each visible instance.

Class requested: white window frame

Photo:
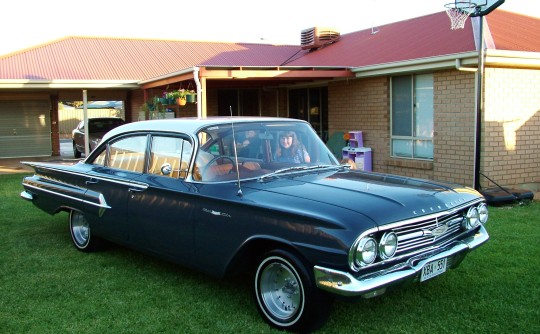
[390,74,434,160]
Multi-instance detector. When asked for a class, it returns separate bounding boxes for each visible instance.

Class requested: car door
[128,134,197,264]
[84,134,149,244]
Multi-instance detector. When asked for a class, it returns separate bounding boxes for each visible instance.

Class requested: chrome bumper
[20,190,34,201]
[314,225,489,297]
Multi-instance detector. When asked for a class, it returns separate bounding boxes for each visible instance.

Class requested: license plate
[420,258,447,282]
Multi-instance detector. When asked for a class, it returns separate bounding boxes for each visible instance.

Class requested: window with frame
[391,74,434,160]
[107,135,148,172]
[148,136,192,179]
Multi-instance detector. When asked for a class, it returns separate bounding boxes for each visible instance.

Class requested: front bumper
[314,224,489,298]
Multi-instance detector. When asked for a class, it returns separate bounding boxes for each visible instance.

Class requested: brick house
[0,10,538,190]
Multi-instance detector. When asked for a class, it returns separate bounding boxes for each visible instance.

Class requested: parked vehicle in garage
[71,117,125,158]
[21,117,489,332]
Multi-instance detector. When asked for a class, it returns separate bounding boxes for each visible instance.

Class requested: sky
[1,0,538,56]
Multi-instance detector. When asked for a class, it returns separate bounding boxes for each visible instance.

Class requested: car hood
[244,169,482,226]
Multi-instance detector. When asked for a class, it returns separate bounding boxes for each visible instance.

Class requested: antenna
[230,106,243,197]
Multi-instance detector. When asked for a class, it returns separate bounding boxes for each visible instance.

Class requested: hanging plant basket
[177,97,187,106]
[186,93,196,103]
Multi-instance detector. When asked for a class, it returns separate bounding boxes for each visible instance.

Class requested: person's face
[246,130,256,138]
[280,135,293,148]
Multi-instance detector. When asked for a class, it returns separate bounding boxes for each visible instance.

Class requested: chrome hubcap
[71,212,89,247]
[259,261,301,321]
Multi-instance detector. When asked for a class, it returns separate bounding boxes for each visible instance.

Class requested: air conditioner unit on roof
[301,27,340,50]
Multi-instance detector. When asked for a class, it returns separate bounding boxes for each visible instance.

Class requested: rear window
[89,119,125,133]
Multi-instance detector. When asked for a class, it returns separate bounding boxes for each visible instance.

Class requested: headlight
[355,237,377,267]
[464,206,480,229]
[379,232,398,259]
[477,203,489,224]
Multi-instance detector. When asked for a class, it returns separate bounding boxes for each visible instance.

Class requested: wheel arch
[224,236,313,278]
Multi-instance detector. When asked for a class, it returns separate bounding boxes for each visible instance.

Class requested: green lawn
[1,174,539,333]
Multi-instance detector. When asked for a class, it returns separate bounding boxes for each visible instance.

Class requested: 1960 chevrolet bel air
[21,117,489,332]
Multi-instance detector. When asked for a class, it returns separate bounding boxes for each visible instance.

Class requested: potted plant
[159,91,168,105]
[185,89,197,103]
[167,89,188,106]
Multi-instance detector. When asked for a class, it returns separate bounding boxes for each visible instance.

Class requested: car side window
[148,136,192,179]
[108,135,148,172]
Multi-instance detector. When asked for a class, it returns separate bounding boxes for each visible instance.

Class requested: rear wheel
[69,211,103,252]
[73,142,81,158]
[254,249,333,332]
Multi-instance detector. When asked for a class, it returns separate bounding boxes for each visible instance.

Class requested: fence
[59,108,125,138]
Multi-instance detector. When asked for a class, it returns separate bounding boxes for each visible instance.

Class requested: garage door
[0,100,52,158]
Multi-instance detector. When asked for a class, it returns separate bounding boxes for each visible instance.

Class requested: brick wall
[483,68,540,187]
[328,77,389,171]
[432,70,476,186]
[328,70,479,186]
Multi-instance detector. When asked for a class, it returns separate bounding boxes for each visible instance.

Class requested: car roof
[101,117,307,142]
[81,117,124,123]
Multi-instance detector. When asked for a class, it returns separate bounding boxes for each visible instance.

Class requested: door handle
[86,178,99,185]
[128,186,146,199]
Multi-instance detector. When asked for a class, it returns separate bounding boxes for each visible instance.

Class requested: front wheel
[254,250,333,332]
[69,211,104,252]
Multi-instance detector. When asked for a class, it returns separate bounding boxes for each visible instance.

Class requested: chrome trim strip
[381,198,485,231]
[23,183,111,209]
[23,162,149,190]
[316,225,489,297]
[86,176,149,190]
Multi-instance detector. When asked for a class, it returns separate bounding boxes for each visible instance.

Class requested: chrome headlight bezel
[379,232,398,259]
[464,206,480,229]
[355,237,377,267]
[477,203,489,224]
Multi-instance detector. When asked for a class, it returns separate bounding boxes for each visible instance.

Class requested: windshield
[192,120,339,182]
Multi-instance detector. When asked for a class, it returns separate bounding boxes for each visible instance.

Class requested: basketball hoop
[445,1,478,29]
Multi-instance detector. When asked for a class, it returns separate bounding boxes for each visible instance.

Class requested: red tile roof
[286,10,540,67]
[0,37,304,81]
[287,12,476,67]
[487,10,540,51]
[0,10,538,82]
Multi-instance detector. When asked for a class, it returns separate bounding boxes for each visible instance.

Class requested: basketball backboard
[446,0,505,17]
[445,0,505,29]
[471,0,505,16]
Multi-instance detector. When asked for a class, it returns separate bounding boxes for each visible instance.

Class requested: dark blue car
[21,117,489,332]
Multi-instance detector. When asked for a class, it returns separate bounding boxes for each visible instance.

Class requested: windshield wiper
[258,164,339,181]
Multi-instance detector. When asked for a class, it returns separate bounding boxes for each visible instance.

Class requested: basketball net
[445,2,478,29]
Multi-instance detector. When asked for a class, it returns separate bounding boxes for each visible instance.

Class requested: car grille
[391,212,466,258]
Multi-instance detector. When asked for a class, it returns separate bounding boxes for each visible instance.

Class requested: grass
[1,173,539,333]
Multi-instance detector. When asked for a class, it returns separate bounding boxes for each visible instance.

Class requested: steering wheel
[201,156,236,180]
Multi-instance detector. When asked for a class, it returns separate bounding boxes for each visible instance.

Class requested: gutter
[0,80,139,89]
[484,49,540,69]
[193,67,202,118]
[351,50,540,78]
[137,67,195,85]
[351,52,479,77]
